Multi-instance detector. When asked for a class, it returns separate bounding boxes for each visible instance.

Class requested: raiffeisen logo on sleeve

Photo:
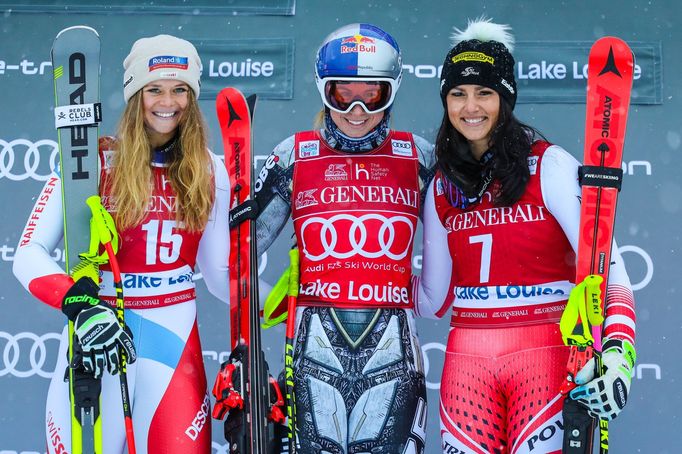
[148,56,189,71]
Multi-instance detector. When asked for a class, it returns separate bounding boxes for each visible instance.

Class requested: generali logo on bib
[324,163,348,181]
[295,189,318,209]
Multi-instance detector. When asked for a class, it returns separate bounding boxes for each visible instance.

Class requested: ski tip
[55,25,100,39]
[246,93,257,113]
[217,86,241,97]
[592,36,632,53]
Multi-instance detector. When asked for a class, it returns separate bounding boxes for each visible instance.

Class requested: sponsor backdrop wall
[0,1,678,452]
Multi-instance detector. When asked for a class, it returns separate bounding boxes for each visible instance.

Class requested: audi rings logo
[1,331,61,378]
[300,213,415,261]
[0,139,59,181]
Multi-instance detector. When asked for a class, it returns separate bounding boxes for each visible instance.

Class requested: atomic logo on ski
[598,47,622,78]
[226,96,242,127]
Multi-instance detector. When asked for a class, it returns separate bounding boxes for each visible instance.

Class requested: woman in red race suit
[214,23,435,454]
[413,18,637,454]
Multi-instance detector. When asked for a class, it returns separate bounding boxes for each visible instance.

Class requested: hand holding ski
[570,339,636,421]
[62,276,135,378]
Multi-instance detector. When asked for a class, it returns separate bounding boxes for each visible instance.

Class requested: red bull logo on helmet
[340,34,377,54]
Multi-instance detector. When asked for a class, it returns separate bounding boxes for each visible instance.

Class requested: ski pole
[284,247,300,453]
[559,277,600,453]
[86,196,137,454]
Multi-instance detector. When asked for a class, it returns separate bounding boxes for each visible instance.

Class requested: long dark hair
[435,99,544,206]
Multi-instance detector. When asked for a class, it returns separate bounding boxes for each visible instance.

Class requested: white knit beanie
[123,34,201,103]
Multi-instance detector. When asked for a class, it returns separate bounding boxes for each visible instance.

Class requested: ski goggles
[316,77,398,114]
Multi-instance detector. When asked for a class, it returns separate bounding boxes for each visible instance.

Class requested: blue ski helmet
[315,23,402,114]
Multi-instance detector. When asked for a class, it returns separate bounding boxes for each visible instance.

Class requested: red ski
[561,37,634,454]
[218,88,257,349]
[577,37,634,347]
[213,87,283,453]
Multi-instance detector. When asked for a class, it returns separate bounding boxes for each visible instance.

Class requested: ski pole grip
[560,279,596,347]
[288,248,300,297]
[584,274,604,326]
[560,280,584,345]
[86,195,120,257]
[86,196,113,244]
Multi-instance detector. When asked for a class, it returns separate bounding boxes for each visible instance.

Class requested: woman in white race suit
[14,34,229,453]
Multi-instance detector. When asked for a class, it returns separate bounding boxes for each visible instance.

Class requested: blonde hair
[108,90,214,232]
[313,109,325,130]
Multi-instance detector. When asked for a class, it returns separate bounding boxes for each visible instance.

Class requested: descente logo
[185,394,210,441]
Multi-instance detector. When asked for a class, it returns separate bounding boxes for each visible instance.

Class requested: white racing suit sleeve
[541,145,635,343]
[413,178,453,319]
[13,172,73,309]
[196,152,231,304]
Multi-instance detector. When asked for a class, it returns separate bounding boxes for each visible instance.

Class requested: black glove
[62,277,136,378]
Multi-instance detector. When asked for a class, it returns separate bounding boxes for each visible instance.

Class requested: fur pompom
[451,16,515,52]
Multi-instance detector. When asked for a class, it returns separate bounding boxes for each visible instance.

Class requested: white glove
[570,339,636,421]
[73,304,136,378]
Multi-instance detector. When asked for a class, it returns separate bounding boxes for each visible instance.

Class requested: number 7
[469,234,492,283]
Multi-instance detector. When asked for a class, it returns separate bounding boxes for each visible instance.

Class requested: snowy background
[0,0,679,452]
